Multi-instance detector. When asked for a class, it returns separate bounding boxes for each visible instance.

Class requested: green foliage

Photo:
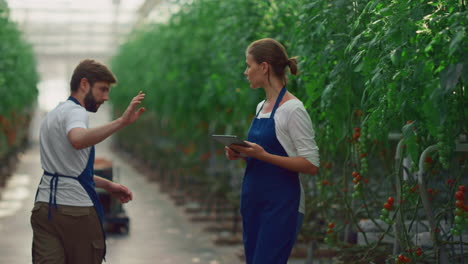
[0,4,38,115]
[111,0,266,167]
[0,2,38,159]
[111,0,467,261]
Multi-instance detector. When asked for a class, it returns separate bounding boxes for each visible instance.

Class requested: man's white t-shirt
[255,99,320,214]
[35,100,93,206]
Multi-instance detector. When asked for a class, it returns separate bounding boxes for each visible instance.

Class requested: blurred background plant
[0,1,38,186]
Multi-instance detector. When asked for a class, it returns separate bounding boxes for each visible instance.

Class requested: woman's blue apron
[241,87,300,264]
[36,96,106,259]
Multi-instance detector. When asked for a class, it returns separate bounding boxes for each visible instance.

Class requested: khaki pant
[30,202,105,264]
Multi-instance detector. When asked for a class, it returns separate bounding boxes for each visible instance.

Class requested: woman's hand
[230,141,319,175]
[225,146,242,160]
[229,141,267,160]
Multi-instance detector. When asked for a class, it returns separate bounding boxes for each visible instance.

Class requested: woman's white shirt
[255,99,320,213]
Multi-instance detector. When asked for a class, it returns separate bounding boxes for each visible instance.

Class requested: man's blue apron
[36,96,106,260]
[241,86,300,264]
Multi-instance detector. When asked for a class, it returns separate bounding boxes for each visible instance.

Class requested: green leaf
[440,63,463,93]
[390,49,399,66]
[449,28,465,56]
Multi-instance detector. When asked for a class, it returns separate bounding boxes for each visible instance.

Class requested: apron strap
[270,86,287,118]
[43,171,78,220]
[255,101,266,118]
[67,96,81,105]
[255,86,288,118]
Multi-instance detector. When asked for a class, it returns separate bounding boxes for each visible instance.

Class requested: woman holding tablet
[225,38,319,264]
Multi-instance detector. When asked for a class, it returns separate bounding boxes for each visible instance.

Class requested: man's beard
[84,90,102,112]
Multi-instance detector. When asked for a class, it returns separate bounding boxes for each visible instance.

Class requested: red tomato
[398,254,405,262]
[384,202,392,210]
[425,156,433,164]
[447,179,456,186]
[415,248,422,256]
[353,132,361,140]
[455,191,465,201]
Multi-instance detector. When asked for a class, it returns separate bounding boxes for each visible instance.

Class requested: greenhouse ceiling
[6,0,181,58]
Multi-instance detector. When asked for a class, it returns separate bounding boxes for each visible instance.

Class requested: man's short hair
[70,59,117,92]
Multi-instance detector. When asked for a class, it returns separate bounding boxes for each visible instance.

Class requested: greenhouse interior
[0,0,467,263]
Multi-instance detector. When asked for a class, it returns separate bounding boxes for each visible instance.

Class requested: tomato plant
[0,3,38,163]
[110,0,467,262]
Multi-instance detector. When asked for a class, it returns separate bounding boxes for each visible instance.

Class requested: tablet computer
[211,135,250,147]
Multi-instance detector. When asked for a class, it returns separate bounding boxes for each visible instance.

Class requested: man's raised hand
[120,91,146,126]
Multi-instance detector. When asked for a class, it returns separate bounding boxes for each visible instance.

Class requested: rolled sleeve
[287,107,320,167]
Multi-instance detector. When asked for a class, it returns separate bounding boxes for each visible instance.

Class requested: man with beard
[30,59,146,264]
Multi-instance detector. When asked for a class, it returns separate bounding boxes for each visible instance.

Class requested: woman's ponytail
[288,57,298,75]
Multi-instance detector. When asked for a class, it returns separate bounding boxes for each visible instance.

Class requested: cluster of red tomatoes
[351,171,368,198]
[324,222,336,246]
[451,185,467,236]
[395,247,423,264]
[379,196,395,224]
[401,182,419,204]
[396,253,411,263]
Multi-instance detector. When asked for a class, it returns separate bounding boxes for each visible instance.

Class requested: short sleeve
[64,107,88,134]
[287,106,320,167]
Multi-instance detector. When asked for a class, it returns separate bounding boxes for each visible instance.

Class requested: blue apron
[36,96,106,259]
[241,86,300,264]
